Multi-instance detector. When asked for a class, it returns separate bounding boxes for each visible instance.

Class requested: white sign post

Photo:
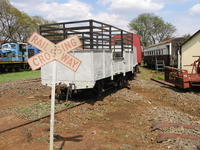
[27,32,82,150]
[49,60,56,150]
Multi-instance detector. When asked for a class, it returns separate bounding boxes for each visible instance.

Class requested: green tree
[0,0,20,41]
[182,33,191,39]
[128,13,177,47]
[0,0,55,42]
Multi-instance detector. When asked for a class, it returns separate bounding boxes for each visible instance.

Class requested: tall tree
[0,0,55,42]
[128,13,177,47]
[0,0,19,41]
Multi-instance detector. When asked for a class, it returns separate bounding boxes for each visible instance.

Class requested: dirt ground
[0,67,200,150]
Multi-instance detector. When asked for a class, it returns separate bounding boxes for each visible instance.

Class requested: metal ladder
[155,59,165,72]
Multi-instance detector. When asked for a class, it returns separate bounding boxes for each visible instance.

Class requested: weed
[35,104,45,109]
[113,101,120,105]
[119,144,133,149]
[66,103,74,108]
[133,132,141,136]
[103,117,111,121]
[90,115,96,118]
[118,133,128,138]
[96,113,104,116]
[34,137,44,142]
[106,144,112,148]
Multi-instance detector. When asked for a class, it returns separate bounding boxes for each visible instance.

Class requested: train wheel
[118,77,126,87]
[94,80,105,93]
[11,68,16,72]
[4,68,8,72]
[97,81,104,92]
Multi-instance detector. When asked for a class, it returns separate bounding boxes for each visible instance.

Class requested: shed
[180,30,200,73]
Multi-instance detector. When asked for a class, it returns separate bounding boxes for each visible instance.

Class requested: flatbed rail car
[39,19,141,97]
[0,42,40,72]
[143,37,186,68]
[165,56,200,89]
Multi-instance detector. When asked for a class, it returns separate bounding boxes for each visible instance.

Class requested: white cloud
[9,0,200,36]
[10,0,48,11]
[10,0,92,21]
[38,0,92,21]
[10,0,131,31]
[190,4,200,14]
[98,0,164,15]
[97,0,112,5]
[84,12,130,31]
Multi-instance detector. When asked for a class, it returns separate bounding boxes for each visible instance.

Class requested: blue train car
[27,44,40,58]
[0,42,40,72]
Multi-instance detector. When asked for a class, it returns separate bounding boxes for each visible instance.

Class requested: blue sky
[10,0,200,37]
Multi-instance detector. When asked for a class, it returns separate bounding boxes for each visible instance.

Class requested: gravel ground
[130,77,200,150]
[0,68,200,150]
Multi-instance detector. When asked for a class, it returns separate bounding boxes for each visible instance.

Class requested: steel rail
[0,77,126,134]
[150,78,175,87]
[152,122,200,131]
[157,133,200,143]
[0,99,92,134]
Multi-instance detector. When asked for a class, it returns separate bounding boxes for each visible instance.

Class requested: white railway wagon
[40,20,139,98]
[41,49,137,88]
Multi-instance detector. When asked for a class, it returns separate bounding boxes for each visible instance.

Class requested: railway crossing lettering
[27,32,82,71]
[57,52,81,71]
[27,51,55,70]
[56,35,82,52]
[28,32,55,54]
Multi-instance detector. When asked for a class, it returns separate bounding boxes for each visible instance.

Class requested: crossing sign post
[27,32,82,150]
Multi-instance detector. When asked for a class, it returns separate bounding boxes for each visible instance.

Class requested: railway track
[0,98,93,134]
[0,81,121,134]
[150,78,174,88]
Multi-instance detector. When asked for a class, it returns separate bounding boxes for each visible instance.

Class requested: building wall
[181,32,200,73]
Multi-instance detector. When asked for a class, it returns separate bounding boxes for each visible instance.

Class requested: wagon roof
[144,37,186,49]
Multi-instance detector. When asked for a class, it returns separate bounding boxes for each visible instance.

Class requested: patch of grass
[152,73,164,80]
[139,67,164,80]
[118,133,128,138]
[133,132,142,136]
[0,70,41,82]
[35,104,45,109]
[103,117,111,121]
[34,137,44,142]
[119,144,133,149]
[66,103,74,108]
[106,144,112,148]
[96,113,104,117]
[112,101,120,105]
[90,115,96,118]
[21,107,34,114]
[20,103,51,118]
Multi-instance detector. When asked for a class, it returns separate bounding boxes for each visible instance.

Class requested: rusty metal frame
[164,66,190,89]
[165,56,200,89]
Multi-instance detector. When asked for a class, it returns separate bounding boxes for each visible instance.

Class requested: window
[11,44,16,48]
[3,45,8,49]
